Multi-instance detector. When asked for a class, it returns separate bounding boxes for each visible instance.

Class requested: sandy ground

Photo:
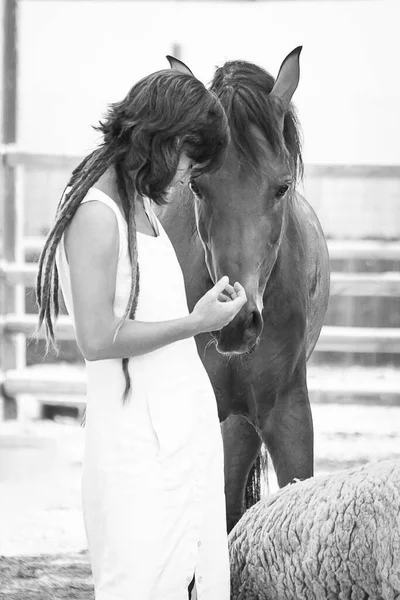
[1,402,400,598]
[0,552,92,600]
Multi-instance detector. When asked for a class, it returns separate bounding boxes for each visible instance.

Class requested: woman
[36,65,246,600]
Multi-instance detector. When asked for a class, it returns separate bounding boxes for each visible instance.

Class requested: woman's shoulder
[65,197,120,259]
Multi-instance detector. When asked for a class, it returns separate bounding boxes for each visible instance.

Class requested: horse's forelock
[210,61,303,181]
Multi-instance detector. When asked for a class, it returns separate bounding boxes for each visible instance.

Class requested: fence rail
[3,259,400,297]
[327,240,400,261]
[21,236,400,263]
[5,313,400,355]
[2,146,400,178]
[2,365,399,403]
[1,311,400,353]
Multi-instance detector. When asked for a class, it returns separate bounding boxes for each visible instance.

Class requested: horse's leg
[221,414,262,532]
[260,370,314,488]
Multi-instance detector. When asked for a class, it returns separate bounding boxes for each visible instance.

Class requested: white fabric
[56,188,230,600]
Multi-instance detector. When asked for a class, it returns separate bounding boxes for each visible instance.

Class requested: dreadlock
[36,144,117,346]
[114,161,140,402]
[36,68,229,404]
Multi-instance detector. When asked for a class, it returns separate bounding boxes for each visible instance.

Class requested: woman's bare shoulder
[64,200,119,261]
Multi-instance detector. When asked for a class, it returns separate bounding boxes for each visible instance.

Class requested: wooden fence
[1,147,400,409]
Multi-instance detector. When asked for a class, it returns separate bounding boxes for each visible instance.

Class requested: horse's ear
[270,46,302,111]
[166,55,195,76]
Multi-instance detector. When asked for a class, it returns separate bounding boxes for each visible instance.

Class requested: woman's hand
[191,276,247,334]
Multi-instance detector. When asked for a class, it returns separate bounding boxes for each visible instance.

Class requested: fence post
[0,0,19,419]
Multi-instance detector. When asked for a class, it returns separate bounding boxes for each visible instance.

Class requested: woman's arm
[64,201,246,361]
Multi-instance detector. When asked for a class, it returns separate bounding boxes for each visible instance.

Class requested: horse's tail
[245,445,269,509]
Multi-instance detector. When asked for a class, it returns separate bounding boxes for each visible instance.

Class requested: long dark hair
[36,69,229,401]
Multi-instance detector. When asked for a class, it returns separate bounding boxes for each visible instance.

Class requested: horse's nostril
[245,309,262,333]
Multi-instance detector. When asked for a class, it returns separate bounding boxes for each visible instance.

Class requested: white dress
[56,188,230,600]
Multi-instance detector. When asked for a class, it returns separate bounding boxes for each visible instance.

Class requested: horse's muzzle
[213,307,263,355]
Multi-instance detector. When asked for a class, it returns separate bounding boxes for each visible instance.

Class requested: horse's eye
[189,180,203,199]
[276,184,289,199]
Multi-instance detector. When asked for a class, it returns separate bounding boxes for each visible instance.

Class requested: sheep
[229,459,400,600]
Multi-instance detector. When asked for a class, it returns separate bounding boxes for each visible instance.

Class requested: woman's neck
[94,166,120,204]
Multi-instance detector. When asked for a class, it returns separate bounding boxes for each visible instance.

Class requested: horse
[161,48,330,532]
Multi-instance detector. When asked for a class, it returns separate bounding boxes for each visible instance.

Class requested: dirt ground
[0,552,92,600]
[1,401,400,599]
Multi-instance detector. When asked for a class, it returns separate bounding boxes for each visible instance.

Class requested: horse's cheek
[266,211,284,246]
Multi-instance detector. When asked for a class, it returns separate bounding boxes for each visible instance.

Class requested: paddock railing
[1,146,400,408]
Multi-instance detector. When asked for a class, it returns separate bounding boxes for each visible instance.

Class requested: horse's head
[191,48,303,354]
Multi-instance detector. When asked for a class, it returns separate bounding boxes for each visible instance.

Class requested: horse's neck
[286,192,326,257]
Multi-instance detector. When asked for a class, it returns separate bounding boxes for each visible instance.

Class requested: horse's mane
[209,60,303,183]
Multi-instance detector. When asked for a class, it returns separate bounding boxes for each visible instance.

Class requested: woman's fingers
[233,281,244,293]
[220,281,242,300]
[217,293,230,302]
[214,278,246,305]
[225,283,235,296]
[216,277,247,305]
[213,276,230,295]
[230,283,247,309]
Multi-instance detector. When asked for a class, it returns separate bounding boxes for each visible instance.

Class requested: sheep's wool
[229,459,400,600]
